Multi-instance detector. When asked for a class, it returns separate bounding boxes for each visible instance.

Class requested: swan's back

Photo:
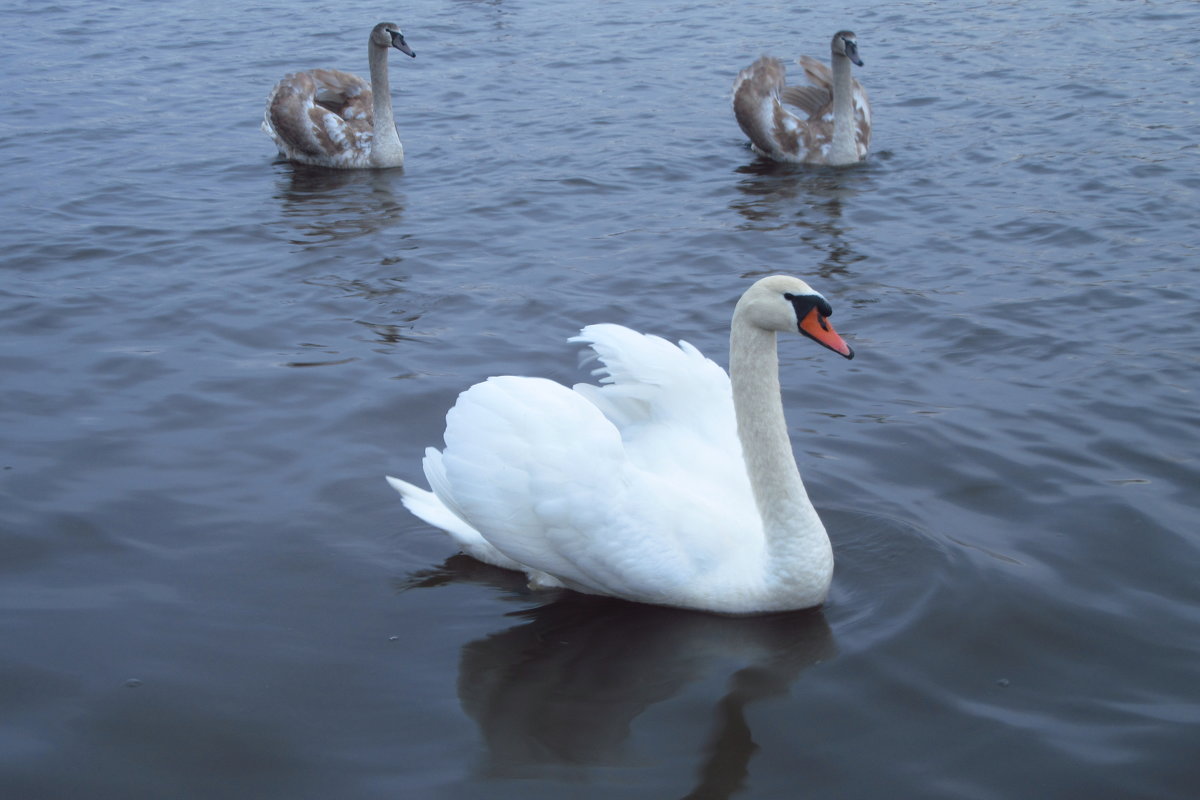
[262,69,376,168]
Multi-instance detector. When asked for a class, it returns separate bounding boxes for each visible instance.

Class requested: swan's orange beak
[799,307,854,359]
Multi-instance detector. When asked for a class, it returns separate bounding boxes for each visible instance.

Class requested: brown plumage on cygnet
[263,22,415,169]
[733,31,871,166]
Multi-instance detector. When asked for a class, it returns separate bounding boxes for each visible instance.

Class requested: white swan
[386,276,856,614]
[733,31,871,165]
[262,22,415,169]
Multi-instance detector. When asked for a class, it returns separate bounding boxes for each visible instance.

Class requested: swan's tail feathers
[385,465,525,572]
[732,56,803,161]
[386,471,469,538]
[419,447,472,527]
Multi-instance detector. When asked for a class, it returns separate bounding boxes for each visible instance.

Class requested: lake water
[2,0,1198,797]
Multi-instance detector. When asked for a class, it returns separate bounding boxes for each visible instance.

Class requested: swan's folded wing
[732,57,807,161]
[437,376,632,585]
[306,69,373,120]
[733,56,787,130]
[436,374,746,603]
[263,69,373,166]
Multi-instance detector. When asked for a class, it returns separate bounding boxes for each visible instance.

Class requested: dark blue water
[2,0,1198,797]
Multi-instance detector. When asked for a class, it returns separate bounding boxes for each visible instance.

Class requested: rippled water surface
[2,0,1198,797]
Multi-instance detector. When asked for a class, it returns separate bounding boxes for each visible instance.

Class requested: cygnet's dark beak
[391,31,415,58]
[843,38,863,67]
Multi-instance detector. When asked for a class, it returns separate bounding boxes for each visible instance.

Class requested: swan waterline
[262,22,415,169]
[387,276,856,615]
[733,31,871,166]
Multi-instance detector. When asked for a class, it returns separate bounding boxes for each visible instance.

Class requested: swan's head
[372,22,416,58]
[832,31,863,67]
[737,276,854,359]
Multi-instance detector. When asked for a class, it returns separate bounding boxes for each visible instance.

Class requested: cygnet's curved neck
[729,314,832,592]
[367,43,404,167]
[829,54,857,165]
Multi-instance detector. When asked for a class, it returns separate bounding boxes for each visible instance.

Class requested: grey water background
[2,0,1198,797]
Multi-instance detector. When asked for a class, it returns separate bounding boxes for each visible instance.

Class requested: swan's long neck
[828,54,858,166]
[367,44,404,167]
[729,316,833,599]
